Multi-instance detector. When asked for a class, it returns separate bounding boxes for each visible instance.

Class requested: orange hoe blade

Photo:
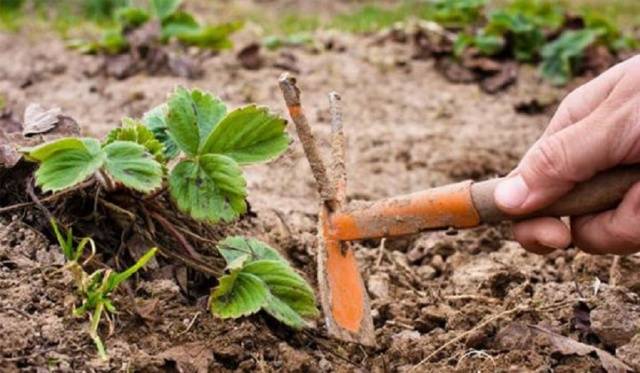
[279,74,375,346]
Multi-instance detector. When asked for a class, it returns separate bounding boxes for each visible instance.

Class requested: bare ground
[1,25,639,372]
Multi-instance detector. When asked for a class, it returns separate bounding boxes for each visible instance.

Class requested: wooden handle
[471,166,640,223]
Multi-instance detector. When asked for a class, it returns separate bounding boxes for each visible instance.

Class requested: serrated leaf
[166,87,201,156]
[245,260,318,329]
[217,236,286,265]
[104,141,163,193]
[168,155,246,222]
[28,138,105,193]
[210,270,268,318]
[142,104,180,159]
[151,0,181,20]
[165,87,227,156]
[201,105,289,165]
[243,260,318,320]
[106,118,165,163]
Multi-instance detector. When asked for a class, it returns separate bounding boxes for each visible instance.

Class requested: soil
[1,18,640,373]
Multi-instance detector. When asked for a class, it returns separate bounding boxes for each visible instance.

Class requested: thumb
[494,116,615,215]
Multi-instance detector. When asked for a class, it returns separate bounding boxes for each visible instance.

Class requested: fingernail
[495,175,529,209]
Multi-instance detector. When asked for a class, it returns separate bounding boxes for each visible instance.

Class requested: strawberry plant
[21,87,315,359]
[24,87,289,223]
[210,236,318,328]
[446,0,638,86]
[51,219,157,360]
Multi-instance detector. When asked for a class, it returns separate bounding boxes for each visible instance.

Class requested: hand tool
[279,73,640,346]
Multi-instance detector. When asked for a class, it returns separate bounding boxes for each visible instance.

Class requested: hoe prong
[279,74,376,346]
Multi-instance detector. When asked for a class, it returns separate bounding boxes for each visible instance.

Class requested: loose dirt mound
[1,29,639,372]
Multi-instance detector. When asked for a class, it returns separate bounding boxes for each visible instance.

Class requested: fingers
[512,217,571,255]
[571,181,640,255]
[495,115,618,215]
[542,57,627,136]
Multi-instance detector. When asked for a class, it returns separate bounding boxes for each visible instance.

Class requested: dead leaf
[237,43,263,70]
[531,325,633,373]
[436,57,478,83]
[22,103,61,136]
[135,298,160,321]
[496,322,633,373]
[158,342,213,373]
[480,62,517,94]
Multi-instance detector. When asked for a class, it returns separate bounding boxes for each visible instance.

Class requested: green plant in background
[432,0,486,27]
[72,0,243,54]
[540,29,599,86]
[581,9,638,51]
[210,236,318,328]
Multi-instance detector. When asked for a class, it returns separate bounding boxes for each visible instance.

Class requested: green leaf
[201,105,289,165]
[150,0,181,20]
[165,87,227,156]
[27,138,105,193]
[243,260,319,327]
[160,11,199,40]
[166,87,201,156]
[210,269,269,318]
[106,247,157,292]
[142,104,180,160]
[103,141,164,193]
[173,21,243,50]
[217,236,286,265]
[168,155,246,222]
[115,6,150,28]
[106,118,165,163]
[541,29,599,86]
[191,89,227,148]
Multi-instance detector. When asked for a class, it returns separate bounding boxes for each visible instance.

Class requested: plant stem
[90,302,107,360]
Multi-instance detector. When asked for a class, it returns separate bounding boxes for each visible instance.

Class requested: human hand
[494,56,640,255]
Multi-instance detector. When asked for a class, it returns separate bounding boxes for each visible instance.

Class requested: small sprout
[51,219,157,360]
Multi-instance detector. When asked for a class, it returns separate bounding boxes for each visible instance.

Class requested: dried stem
[0,179,95,214]
[278,73,337,210]
[150,211,202,260]
[329,91,347,205]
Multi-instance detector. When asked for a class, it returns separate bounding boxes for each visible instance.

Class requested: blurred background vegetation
[1,0,639,35]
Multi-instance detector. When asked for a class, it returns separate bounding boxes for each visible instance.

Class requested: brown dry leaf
[529,325,633,373]
[135,298,160,322]
[158,342,213,373]
[22,103,61,136]
[237,42,263,70]
[480,62,517,94]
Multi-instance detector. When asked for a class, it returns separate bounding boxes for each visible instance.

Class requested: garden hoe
[279,73,640,347]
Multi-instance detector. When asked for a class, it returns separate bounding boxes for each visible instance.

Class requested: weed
[51,218,156,359]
